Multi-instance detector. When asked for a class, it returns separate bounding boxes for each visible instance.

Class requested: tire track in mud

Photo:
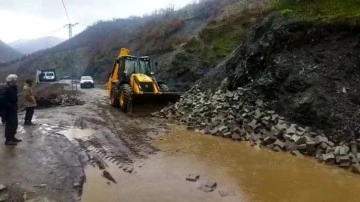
[65,107,163,174]
[45,88,165,174]
[101,109,160,160]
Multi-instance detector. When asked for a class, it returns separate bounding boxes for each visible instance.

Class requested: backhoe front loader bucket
[127,92,180,116]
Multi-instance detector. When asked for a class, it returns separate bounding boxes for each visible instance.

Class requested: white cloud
[0,0,193,43]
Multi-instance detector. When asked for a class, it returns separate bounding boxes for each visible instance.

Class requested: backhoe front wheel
[110,87,120,108]
[119,84,132,112]
[159,84,169,92]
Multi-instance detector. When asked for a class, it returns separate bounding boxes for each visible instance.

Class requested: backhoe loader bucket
[128,92,180,116]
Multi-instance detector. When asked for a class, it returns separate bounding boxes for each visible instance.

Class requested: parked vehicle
[80,76,95,88]
[44,72,55,80]
[37,69,57,82]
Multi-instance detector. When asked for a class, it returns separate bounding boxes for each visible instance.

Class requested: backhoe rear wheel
[110,87,120,108]
[119,84,132,112]
[159,84,169,92]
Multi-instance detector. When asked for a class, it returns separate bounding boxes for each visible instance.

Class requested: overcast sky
[0,0,193,43]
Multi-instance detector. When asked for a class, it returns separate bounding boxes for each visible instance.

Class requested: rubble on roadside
[19,83,86,109]
[36,94,85,109]
[154,86,360,174]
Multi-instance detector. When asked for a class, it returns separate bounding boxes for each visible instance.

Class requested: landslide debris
[155,10,360,174]
[156,84,360,172]
[198,13,360,143]
[19,83,85,109]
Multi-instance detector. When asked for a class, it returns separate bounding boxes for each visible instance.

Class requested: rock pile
[155,86,360,174]
[36,94,85,109]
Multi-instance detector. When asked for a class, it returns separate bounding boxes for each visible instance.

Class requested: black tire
[110,87,120,108]
[159,84,169,92]
[119,84,131,112]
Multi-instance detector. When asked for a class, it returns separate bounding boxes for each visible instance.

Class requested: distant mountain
[9,36,65,54]
[0,40,22,63]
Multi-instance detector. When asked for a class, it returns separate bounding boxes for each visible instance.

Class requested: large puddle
[156,129,360,202]
[81,155,243,202]
[81,128,360,202]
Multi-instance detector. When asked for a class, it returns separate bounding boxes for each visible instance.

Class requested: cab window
[124,57,137,75]
[137,60,151,75]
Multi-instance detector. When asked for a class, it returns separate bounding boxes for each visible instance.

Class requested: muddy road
[0,87,241,202]
[0,86,168,201]
[0,87,360,202]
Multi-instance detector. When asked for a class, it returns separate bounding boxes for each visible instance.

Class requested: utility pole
[64,23,78,91]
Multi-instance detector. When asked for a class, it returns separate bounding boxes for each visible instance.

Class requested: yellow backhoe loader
[107,48,180,114]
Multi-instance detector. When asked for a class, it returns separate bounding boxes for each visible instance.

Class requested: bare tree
[166,0,175,14]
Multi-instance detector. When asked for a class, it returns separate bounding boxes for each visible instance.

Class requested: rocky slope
[198,13,360,143]
[154,6,360,172]
[0,40,22,63]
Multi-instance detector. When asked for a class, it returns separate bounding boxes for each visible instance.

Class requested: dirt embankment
[198,13,360,143]
[17,83,85,110]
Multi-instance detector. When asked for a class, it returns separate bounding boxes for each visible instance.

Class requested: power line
[61,0,71,23]
[40,25,65,38]
[64,22,78,92]
[60,0,78,92]
[64,23,78,39]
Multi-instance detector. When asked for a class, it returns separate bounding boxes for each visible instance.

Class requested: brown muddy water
[81,128,360,202]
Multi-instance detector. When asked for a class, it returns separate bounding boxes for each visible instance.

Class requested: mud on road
[1,86,360,202]
[0,87,168,202]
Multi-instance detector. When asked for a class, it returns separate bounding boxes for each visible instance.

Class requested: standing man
[23,79,37,125]
[36,70,41,83]
[2,74,20,145]
[0,109,4,125]
[0,83,5,125]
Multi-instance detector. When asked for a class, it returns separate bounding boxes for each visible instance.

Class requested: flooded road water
[80,127,360,202]
[81,155,242,202]
[156,128,360,202]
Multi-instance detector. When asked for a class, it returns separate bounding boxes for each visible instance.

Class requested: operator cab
[137,56,152,76]
[114,56,153,82]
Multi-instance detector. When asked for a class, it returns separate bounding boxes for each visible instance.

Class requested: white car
[80,76,95,88]
[44,72,55,81]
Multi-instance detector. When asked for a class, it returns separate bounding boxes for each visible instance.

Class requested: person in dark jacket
[0,84,5,124]
[3,74,21,145]
[1,111,4,124]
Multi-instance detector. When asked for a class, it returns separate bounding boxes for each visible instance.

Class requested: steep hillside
[0,0,264,91]
[195,0,360,142]
[155,0,270,90]
[0,40,22,63]
[81,0,259,91]
[9,36,65,54]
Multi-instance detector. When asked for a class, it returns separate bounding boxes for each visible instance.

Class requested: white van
[44,72,55,81]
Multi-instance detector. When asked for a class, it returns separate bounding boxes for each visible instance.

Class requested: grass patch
[197,27,244,65]
[273,0,360,20]
[185,21,245,65]
[211,31,242,59]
